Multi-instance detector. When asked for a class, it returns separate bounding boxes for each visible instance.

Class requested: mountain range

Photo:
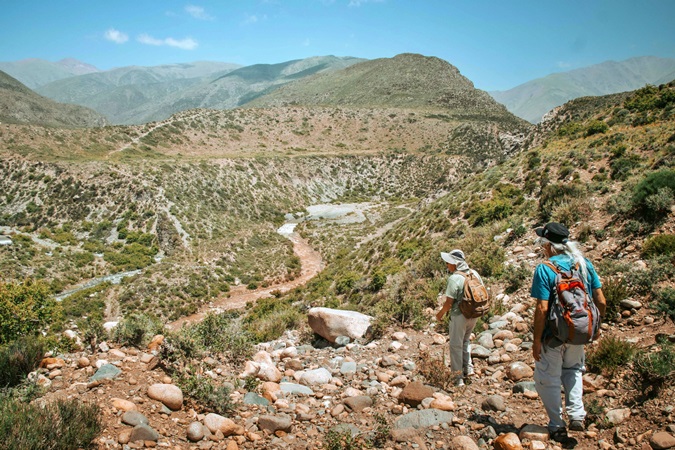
[490,56,675,123]
[2,55,675,126]
[0,70,107,128]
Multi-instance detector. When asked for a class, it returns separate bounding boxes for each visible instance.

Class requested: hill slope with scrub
[1,77,674,449]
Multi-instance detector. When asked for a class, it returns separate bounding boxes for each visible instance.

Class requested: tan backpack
[456,270,490,319]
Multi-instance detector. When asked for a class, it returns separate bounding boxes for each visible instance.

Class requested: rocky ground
[34,284,675,450]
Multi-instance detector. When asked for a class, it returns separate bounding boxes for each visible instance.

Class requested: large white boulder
[307,307,373,343]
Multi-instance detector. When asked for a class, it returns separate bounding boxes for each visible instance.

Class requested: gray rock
[402,360,416,371]
[280,382,314,396]
[335,336,351,347]
[620,299,642,310]
[243,392,270,406]
[122,411,149,426]
[394,409,454,429]
[186,422,204,442]
[489,320,509,330]
[470,345,492,359]
[344,395,373,412]
[258,414,292,433]
[129,424,159,442]
[90,363,121,381]
[482,394,507,412]
[513,381,537,393]
[340,361,357,375]
[477,332,495,349]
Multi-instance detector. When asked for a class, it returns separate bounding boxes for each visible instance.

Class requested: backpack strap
[543,261,560,274]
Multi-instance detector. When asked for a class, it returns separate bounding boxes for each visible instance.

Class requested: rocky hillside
[245,54,519,123]
[490,56,675,123]
[0,70,108,128]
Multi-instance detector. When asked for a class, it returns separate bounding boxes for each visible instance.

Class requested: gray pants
[534,343,586,431]
[448,312,478,377]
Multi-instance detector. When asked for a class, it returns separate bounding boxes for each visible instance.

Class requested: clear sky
[1,0,673,91]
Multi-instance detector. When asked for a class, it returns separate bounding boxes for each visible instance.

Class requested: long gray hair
[538,237,589,281]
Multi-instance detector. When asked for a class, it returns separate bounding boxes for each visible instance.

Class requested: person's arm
[532,299,548,361]
[593,288,606,317]
[436,296,454,321]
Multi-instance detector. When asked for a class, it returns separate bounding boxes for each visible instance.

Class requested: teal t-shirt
[530,254,602,303]
[445,269,482,316]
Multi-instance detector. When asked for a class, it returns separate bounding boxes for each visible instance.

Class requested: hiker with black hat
[436,249,484,387]
[531,222,607,446]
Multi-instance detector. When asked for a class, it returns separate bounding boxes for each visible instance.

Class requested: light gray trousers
[534,343,586,431]
[448,312,478,377]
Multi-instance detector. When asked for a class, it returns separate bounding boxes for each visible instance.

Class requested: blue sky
[1,0,673,91]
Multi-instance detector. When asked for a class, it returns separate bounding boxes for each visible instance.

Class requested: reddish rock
[494,432,523,450]
[399,381,434,407]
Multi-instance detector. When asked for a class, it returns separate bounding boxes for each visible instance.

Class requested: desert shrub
[653,287,675,322]
[0,279,62,345]
[600,276,629,322]
[193,312,254,363]
[632,170,675,222]
[324,428,359,450]
[175,371,232,415]
[464,184,524,227]
[642,234,675,258]
[629,255,675,295]
[538,183,586,221]
[585,120,609,136]
[244,300,301,343]
[610,154,642,181]
[586,336,636,376]
[375,274,431,330]
[417,349,454,390]
[633,340,675,398]
[369,270,387,292]
[113,313,163,348]
[0,396,101,449]
[0,338,46,388]
[502,262,531,294]
[550,197,592,226]
[335,271,361,295]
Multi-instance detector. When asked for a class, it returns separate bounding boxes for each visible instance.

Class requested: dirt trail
[167,232,322,330]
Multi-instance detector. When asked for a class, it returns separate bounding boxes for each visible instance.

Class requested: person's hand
[436,310,445,321]
[533,340,542,361]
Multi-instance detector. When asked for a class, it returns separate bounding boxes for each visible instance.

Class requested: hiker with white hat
[436,249,484,387]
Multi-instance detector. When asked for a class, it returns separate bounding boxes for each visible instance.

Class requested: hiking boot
[454,378,465,387]
[550,428,578,449]
[569,420,584,431]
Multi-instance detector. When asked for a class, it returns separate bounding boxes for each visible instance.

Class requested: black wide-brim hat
[535,222,570,244]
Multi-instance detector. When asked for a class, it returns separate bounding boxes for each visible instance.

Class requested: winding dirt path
[167,232,322,331]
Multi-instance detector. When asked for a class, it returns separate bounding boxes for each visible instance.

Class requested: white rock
[307,307,373,343]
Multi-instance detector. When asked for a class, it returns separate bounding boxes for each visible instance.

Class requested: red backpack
[544,261,601,345]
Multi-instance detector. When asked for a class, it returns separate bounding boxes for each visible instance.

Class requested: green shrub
[417,349,454,390]
[113,313,163,348]
[538,183,586,221]
[653,287,675,322]
[0,338,46,388]
[585,120,609,136]
[0,396,101,449]
[586,335,636,376]
[601,276,629,322]
[633,340,675,398]
[175,371,232,415]
[502,263,531,294]
[642,234,675,258]
[632,170,675,222]
[193,312,254,363]
[0,279,62,345]
[324,428,359,450]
